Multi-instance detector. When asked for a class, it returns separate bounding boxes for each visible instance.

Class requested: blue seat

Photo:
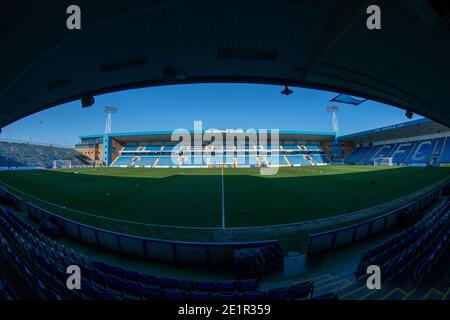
[107,266,124,278]
[312,291,338,300]
[81,281,98,299]
[46,290,62,300]
[123,270,141,282]
[140,273,157,286]
[93,261,108,273]
[141,284,162,300]
[122,280,141,298]
[157,276,177,288]
[177,279,194,291]
[288,281,314,299]
[164,288,188,300]
[238,279,258,292]
[242,291,266,300]
[267,287,289,300]
[195,280,215,292]
[189,291,213,301]
[214,292,240,301]
[217,280,237,292]
[105,275,123,292]
[89,269,106,287]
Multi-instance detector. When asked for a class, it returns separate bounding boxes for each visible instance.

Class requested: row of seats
[0,275,15,300]
[122,145,322,152]
[355,200,450,282]
[113,154,330,168]
[0,141,91,168]
[345,137,450,165]
[411,230,449,284]
[0,206,337,300]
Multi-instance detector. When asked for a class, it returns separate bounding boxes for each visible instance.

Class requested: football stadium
[0,0,450,308]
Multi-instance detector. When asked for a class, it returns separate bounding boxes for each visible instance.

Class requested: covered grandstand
[1,0,450,305]
[75,130,334,168]
[340,119,450,166]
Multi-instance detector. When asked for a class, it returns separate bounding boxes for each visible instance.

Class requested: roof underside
[81,131,335,144]
[1,0,450,128]
[339,119,450,144]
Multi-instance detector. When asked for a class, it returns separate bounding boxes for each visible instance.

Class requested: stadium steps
[428,140,440,166]
[436,136,448,164]
[153,158,160,167]
[284,155,292,167]
[402,141,418,165]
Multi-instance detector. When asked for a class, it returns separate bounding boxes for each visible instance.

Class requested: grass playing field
[0,166,449,234]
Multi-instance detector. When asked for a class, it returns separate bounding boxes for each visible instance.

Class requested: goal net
[53,160,72,169]
[373,157,393,166]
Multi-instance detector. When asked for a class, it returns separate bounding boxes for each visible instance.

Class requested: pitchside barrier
[307,183,448,254]
[0,186,278,264]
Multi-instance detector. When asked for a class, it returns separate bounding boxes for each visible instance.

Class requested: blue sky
[0,84,422,146]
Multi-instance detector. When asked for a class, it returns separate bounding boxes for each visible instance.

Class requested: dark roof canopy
[1,0,450,128]
[339,119,450,144]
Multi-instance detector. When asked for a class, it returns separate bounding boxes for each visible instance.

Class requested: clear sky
[0,83,423,147]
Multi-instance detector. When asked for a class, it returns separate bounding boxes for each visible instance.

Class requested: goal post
[53,160,72,169]
[373,157,393,166]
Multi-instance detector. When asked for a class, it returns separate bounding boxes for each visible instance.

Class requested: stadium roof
[338,119,450,144]
[80,130,335,143]
[1,0,450,128]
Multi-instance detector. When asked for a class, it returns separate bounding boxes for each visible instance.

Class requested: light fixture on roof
[105,106,117,134]
[81,95,95,108]
[405,110,413,119]
[281,85,293,96]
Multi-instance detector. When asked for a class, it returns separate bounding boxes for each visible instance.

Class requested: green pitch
[0,166,449,233]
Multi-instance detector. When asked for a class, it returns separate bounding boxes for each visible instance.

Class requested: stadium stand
[0,206,322,300]
[355,199,450,284]
[286,155,310,166]
[112,156,134,167]
[310,154,330,165]
[305,145,322,151]
[0,140,91,169]
[154,157,177,167]
[282,145,299,150]
[135,156,157,167]
[439,138,450,164]
[345,137,450,166]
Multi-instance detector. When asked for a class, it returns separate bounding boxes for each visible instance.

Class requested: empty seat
[214,292,240,301]
[157,276,177,288]
[267,287,289,300]
[93,261,108,273]
[195,280,215,292]
[239,279,259,292]
[122,280,141,298]
[242,291,266,300]
[141,285,161,300]
[140,274,157,286]
[177,279,194,291]
[217,280,237,292]
[289,281,314,299]
[123,270,141,282]
[107,266,124,278]
[105,275,123,293]
[164,288,188,300]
